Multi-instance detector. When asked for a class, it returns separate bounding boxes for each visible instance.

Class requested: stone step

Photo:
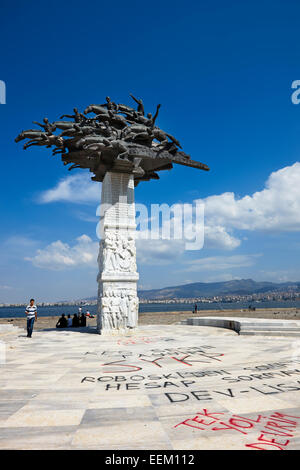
[240,326,300,331]
[239,322,300,327]
[181,317,300,337]
[239,330,300,337]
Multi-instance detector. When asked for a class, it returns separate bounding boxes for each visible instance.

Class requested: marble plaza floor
[0,321,300,450]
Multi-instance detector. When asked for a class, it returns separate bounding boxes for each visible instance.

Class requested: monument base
[98,327,136,337]
[96,171,139,335]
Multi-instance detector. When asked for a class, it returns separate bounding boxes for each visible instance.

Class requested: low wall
[185,317,240,333]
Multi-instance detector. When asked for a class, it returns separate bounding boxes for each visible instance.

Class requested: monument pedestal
[97,172,139,335]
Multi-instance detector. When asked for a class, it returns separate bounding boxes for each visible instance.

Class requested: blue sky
[0,0,300,303]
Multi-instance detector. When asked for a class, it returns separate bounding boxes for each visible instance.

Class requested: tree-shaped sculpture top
[15,94,209,185]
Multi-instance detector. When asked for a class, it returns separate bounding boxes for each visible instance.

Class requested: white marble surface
[0,322,300,449]
[97,172,139,334]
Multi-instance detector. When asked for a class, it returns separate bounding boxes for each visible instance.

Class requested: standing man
[25,298,37,338]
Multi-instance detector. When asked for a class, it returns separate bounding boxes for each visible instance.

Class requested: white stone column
[97,172,139,335]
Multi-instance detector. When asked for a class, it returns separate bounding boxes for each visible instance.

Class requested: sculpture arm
[130,94,140,105]
[32,121,44,128]
[152,104,161,125]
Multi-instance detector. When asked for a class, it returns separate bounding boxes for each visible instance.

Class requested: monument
[15,94,209,334]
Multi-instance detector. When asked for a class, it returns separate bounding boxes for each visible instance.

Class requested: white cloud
[135,161,300,252]
[35,162,300,254]
[25,235,98,270]
[204,273,241,282]
[73,210,99,223]
[4,236,38,248]
[257,269,300,283]
[38,173,101,204]
[204,225,241,250]
[182,254,261,273]
[135,206,239,252]
[1,237,40,262]
[202,162,300,241]
[136,237,185,265]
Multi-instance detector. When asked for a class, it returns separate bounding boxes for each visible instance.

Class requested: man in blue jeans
[25,298,37,338]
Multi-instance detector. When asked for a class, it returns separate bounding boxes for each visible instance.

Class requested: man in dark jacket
[72,314,80,327]
[56,314,68,328]
[80,313,86,327]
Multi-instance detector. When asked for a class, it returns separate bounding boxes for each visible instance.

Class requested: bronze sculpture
[15,94,209,185]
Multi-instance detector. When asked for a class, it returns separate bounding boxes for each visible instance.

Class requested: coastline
[0,307,299,330]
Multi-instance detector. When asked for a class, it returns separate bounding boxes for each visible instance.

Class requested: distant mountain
[138,279,300,300]
[82,279,300,302]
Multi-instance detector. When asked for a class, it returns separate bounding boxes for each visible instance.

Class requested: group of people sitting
[56,312,87,329]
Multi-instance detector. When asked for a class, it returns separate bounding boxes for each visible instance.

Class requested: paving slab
[0,322,300,449]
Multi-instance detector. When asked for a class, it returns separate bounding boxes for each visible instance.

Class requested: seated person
[72,314,80,327]
[80,313,86,327]
[56,314,68,328]
[67,314,72,327]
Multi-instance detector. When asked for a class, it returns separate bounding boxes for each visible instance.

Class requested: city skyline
[1,282,299,307]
